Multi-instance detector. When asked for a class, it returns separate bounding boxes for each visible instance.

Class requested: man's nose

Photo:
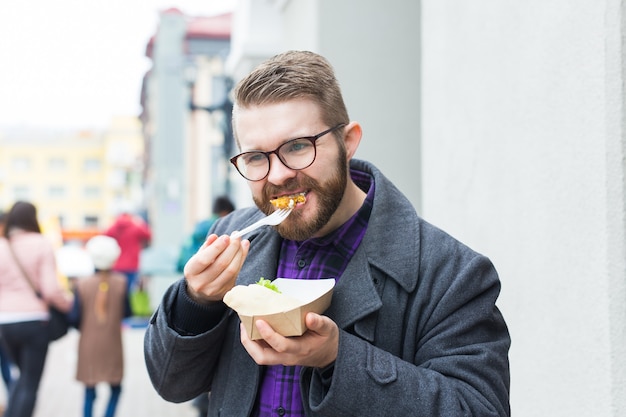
[266,153,296,185]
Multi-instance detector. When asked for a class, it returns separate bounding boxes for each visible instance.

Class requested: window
[48,186,66,198]
[11,157,31,172]
[13,186,31,200]
[83,158,102,172]
[48,157,67,172]
[83,186,101,199]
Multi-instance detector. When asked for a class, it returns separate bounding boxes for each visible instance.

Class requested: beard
[253,147,348,241]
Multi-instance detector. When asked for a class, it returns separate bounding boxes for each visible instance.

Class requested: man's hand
[240,312,339,368]
[184,234,250,303]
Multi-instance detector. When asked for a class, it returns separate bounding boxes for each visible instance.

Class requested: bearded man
[144,50,511,417]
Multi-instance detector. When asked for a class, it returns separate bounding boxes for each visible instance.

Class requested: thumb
[305,313,330,335]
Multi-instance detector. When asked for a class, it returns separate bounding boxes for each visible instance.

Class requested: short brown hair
[233,51,349,139]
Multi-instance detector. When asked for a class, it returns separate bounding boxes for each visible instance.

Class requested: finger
[233,239,250,270]
[305,313,331,335]
[254,319,274,339]
[221,237,249,276]
[191,235,241,274]
[207,236,248,278]
[184,236,242,299]
[239,322,270,348]
[186,234,220,273]
[196,234,230,260]
[305,313,339,367]
[190,237,247,295]
[201,233,219,248]
[240,323,273,364]
[255,319,291,354]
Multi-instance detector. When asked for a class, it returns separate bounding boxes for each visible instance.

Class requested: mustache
[263,176,317,200]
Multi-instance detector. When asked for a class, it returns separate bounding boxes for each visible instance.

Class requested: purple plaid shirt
[252,169,374,417]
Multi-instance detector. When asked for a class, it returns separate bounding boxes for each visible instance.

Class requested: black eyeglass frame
[229,123,347,181]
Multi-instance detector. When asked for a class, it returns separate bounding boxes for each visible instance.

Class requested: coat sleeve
[143,279,231,402]
[302,243,510,416]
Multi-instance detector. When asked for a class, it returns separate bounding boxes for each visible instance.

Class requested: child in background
[75,235,131,417]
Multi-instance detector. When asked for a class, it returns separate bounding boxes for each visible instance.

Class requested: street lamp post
[188,76,235,196]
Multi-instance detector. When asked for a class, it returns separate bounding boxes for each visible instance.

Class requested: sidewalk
[1,326,198,417]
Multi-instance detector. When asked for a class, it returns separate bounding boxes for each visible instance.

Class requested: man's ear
[343,122,362,160]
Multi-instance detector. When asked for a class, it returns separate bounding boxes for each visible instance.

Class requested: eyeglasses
[230,123,346,181]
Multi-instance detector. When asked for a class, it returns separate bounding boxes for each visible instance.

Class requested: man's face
[234,99,348,241]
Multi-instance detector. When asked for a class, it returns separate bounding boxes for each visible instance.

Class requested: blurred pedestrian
[104,205,151,295]
[176,196,236,272]
[0,210,14,411]
[0,201,74,417]
[75,235,131,417]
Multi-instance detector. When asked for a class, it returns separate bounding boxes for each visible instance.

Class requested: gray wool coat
[144,159,511,417]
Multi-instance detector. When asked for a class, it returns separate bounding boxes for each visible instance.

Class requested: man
[144,51,511,416]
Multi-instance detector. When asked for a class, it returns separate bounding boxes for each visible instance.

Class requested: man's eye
[244,153,266,165]
[284,139,312,153]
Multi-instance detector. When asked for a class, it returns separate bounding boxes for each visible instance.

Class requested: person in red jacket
[104,208,151,294]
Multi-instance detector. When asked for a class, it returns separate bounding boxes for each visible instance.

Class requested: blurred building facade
[0,115,144,243]
[140,9,232,273]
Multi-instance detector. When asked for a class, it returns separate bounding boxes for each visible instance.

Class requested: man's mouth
[270,192,307,209]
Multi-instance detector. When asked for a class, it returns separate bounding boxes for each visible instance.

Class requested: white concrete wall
[227,0,421,209]
[227,0,626,414]
[314,0,421,210]
[421,1,626,415]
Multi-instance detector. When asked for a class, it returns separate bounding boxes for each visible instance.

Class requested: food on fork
[270,193,306,209]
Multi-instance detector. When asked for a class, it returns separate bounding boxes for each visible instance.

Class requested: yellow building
[0,116,145,242]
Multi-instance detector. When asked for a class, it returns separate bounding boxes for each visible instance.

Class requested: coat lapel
[325,247,382,342]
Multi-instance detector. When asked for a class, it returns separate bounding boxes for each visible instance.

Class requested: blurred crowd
[0,196,234,417]
[0,201,151,417]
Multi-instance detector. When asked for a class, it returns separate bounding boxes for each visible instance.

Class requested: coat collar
[350,159,420,293]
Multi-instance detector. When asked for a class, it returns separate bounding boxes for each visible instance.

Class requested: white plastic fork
[231,208,292,238]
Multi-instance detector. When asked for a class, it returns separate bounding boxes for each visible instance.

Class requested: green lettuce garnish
[256,277,281,293]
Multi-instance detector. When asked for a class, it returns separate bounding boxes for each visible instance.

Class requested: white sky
[0,0,236,130]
